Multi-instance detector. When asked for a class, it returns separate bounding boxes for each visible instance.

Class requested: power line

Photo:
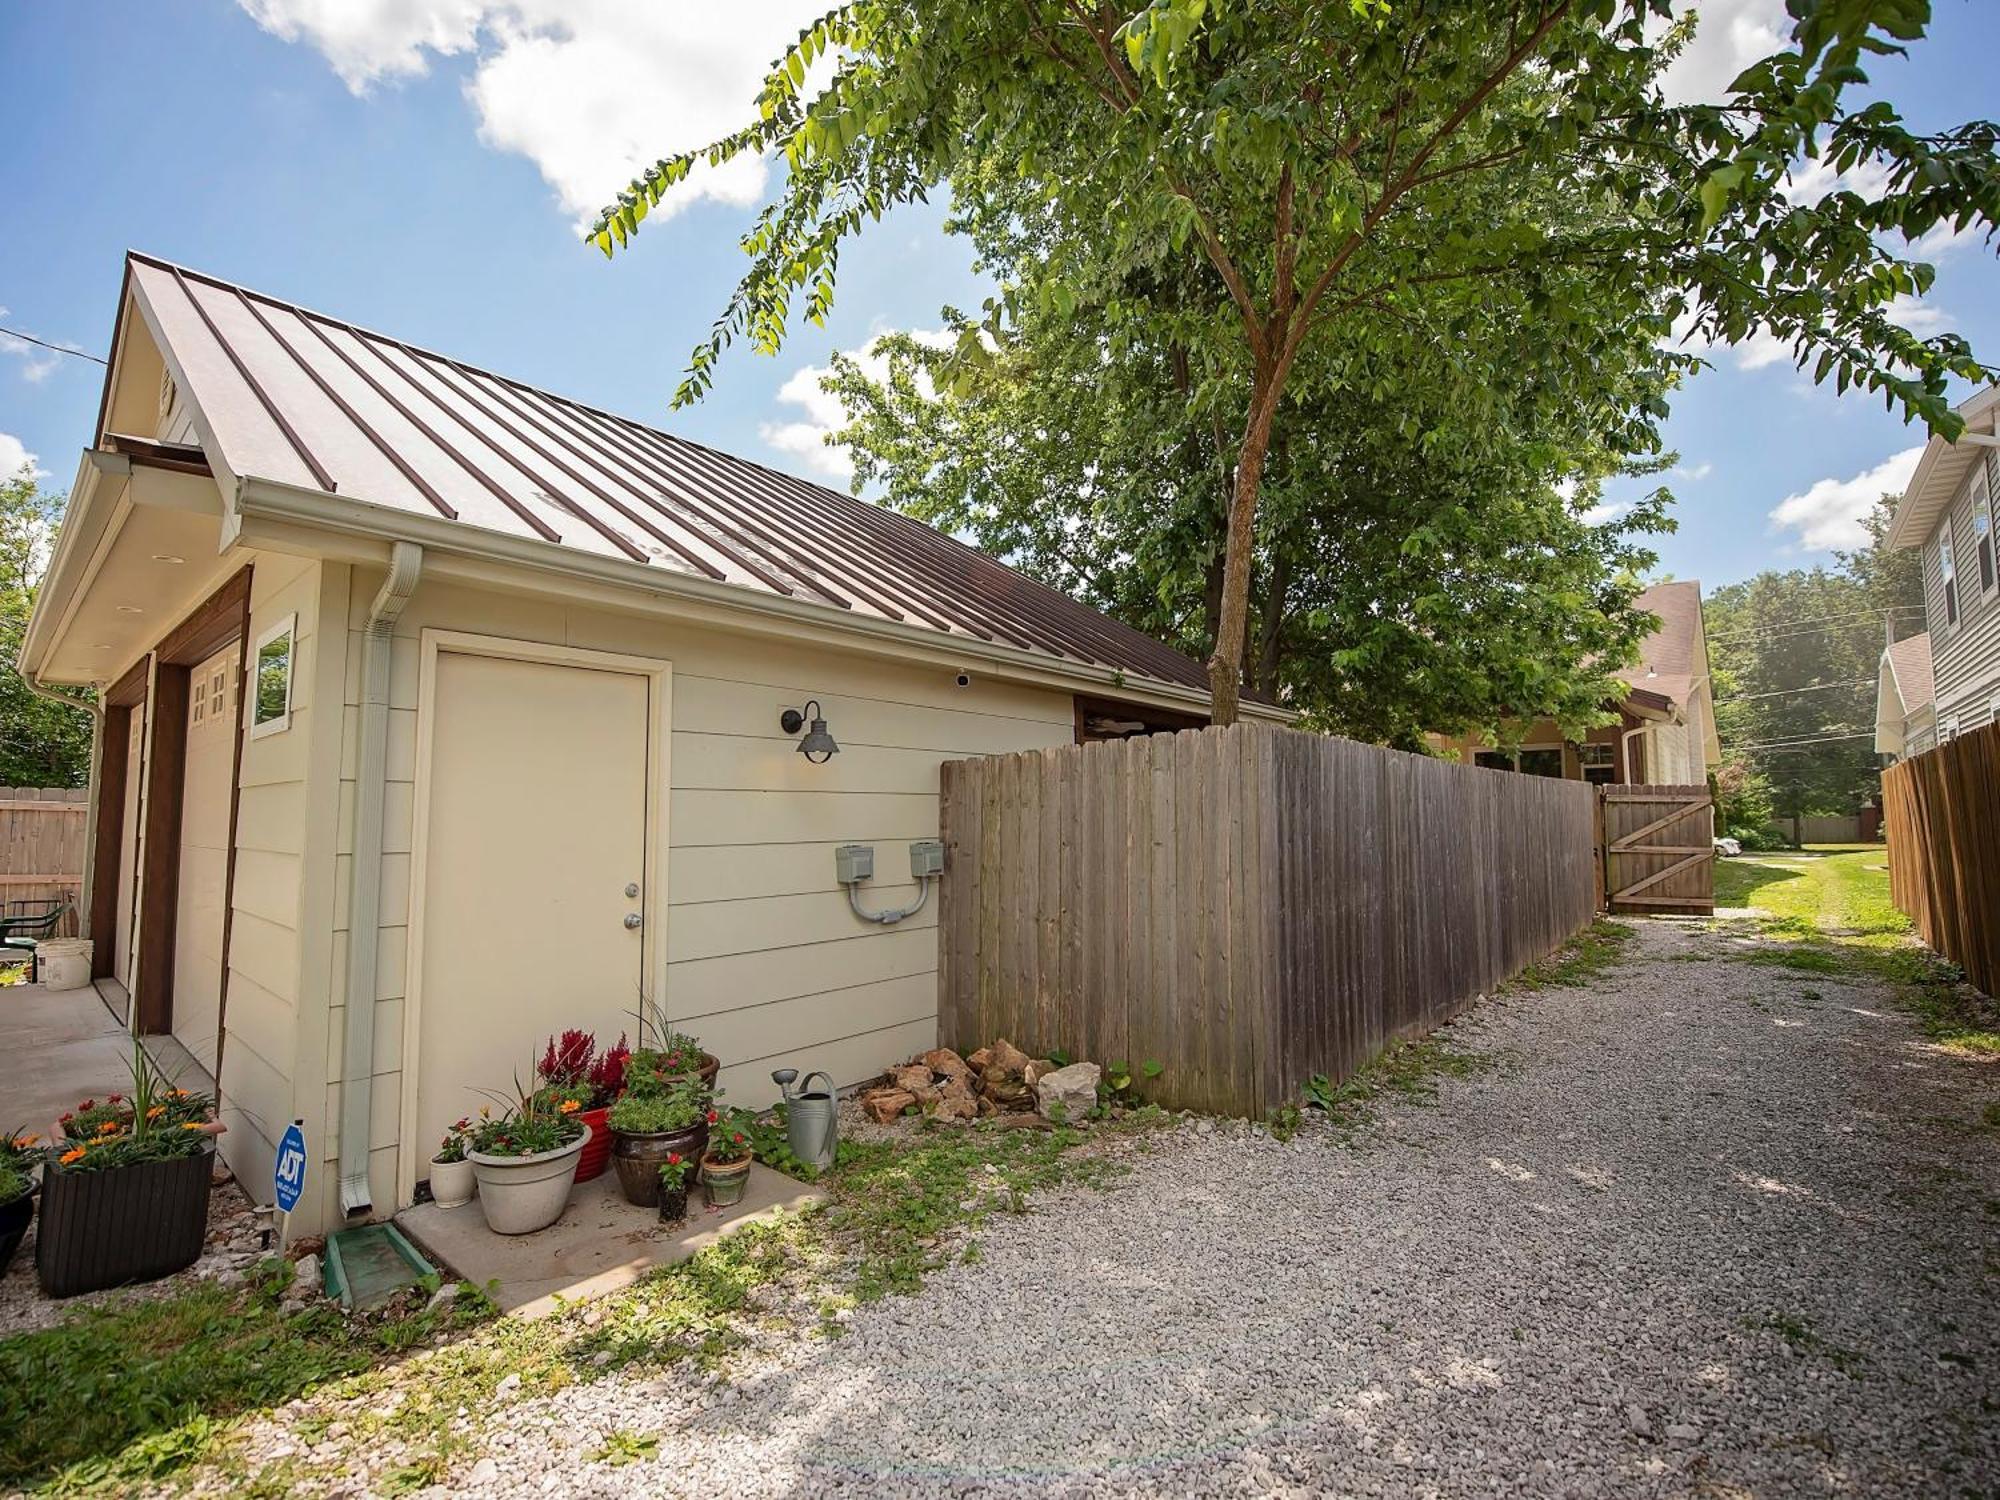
[1721,730,1876,752]
[1714,676,1874,703]
[1707,607,1923,646]
[0,327,106,367]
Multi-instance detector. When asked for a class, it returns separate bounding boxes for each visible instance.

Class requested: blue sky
[2,0,1995,594]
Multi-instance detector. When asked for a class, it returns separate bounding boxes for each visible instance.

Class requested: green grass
[1299,1035,1495,1139]
[1508,919,1637,990]
[0,1114,1135,1492]
[1715,846,1999,1054]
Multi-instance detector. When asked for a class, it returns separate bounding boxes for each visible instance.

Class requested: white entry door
[115,708,144,988]
[414,649,652,1188]
[173,644,238,1072]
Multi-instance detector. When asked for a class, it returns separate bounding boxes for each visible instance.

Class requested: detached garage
[19,254,1272,1240]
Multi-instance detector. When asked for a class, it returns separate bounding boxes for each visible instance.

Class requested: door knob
[625,882,640,898]
[624,913,643,930]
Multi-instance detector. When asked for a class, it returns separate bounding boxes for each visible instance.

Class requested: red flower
[107,1094,124,1105]
[705,1109,719,1124]
[667,1152,682,1165]
[78,1100,94,1111]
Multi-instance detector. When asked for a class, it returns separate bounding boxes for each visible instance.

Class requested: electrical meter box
[909,839,945,878]
[835,844,874,884]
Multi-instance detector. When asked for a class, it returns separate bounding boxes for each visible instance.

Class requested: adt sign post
[275,1119,308,1232]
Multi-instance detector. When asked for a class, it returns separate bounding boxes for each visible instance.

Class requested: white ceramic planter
[467,1129,586,1235]
[429,1155,476,1209]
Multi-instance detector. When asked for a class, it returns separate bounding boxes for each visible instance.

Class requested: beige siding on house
[328,575,1077,1205]
[214,553,322,1204]
[1923,450,2000,734]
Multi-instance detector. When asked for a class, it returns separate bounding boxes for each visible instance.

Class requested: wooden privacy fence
[0,787,86,935]
[1600,784,1714,916]
[937,725,1598,1116]
[1882,723,2000,996]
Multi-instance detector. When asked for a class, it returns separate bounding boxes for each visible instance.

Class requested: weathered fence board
[937,726,1598,1115]
[1883,723,2000,997]
[0,787,86,936]
[1601,784,1714,915]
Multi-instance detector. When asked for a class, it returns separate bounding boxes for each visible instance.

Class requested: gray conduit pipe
[338,542,423,1216]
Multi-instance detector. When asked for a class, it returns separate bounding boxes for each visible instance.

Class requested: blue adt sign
[274,1121,307,1214]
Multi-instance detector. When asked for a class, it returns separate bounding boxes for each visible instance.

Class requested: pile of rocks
[859,1039,1100,1127]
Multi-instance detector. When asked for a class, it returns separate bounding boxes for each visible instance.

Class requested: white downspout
[338,542,422,1216]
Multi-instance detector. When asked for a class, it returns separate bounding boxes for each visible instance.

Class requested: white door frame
[397,629,672,1205]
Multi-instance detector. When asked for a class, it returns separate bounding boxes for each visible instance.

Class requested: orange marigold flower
[559,1099,580,1114]
[147,1106,167,1120]
[97,1120,122,1135]
[59,1148,85,1166]
[182,1121,206,1131]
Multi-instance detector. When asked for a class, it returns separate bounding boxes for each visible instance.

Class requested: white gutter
[233,474,1293,727]
[337,541,423,1216]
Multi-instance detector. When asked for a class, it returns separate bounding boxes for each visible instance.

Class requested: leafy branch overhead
[589,0,1998,723]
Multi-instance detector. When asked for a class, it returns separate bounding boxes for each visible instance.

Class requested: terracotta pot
[36,1148,212,1297]
[468,1130,585,1235]
[609,1121,708,1207]
[573,1107,613,1182]
[701,1154,751,1208]
[428,1154,476,1209]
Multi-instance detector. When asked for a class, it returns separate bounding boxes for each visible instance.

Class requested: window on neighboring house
[1940,528,1959,627]
[1473,750,1514,772]
[1973,468,1997,595]
[1576,742,1617,785]
[1518,747,1565,778]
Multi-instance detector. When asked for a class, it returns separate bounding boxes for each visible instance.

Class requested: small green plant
[656,1152,692,1192]
[1264,1101,1304,1142]
[738,1104,818,1179]
[51,1040,217,1173]
[433,1116,475,1164]
[1508,920,1635,990]
[1099,1058,1163,1109]
[592,1430,660,1467]
[606,1078,708,1135]
[470,1059,588,1158]
[705,1110,756,1167]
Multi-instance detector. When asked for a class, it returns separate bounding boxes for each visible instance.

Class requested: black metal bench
[0,898,76,983]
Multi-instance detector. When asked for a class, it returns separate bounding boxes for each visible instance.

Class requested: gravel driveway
[212,917,1998,1499]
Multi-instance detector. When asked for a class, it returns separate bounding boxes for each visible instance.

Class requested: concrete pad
[395,1162,823,1317]
[1,981,133,1138]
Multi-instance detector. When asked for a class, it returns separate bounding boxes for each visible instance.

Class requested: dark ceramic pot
[36,1148,212,1298]
[0,1190,32,1279]
[609,1122,708,1207]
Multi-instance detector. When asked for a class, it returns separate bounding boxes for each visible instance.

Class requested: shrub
[0,1163,25,1207]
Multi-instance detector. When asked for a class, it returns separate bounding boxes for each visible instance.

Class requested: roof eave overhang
[1888,386,2000,550]
[18,453,114,680]
[234,474,1290,725]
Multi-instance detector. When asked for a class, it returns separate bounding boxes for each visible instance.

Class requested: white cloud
[0,309,66,383]
[238,1,829,224]
[0,431,46,480]
[1656,0,1787,106]
[1767,445,1923,552]
[1672,461,1714,481]
[760,329,951,481]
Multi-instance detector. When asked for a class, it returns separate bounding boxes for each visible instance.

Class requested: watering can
[771,1068,839,1171]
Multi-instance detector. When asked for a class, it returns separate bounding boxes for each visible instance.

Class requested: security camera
[954,671,972,687]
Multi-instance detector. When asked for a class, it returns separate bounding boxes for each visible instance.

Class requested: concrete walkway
[2,981,130,1136]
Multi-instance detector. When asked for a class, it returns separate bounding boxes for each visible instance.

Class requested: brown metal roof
[123,252,1215,696]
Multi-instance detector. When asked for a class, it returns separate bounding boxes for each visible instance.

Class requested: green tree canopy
[0,468,92,788]
[591,0,1997,723]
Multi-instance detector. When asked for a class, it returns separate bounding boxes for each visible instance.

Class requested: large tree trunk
[1208,373,1282,724]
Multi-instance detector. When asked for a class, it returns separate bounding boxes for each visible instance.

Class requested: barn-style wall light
[781,699,840,763]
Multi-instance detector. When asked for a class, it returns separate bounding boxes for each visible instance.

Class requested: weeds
[1509,920,1636,990]
[1298,1036,1493,1141]
[1745,1311,1867,1377]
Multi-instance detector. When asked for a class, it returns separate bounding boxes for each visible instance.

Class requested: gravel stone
[219,919,2000,1497]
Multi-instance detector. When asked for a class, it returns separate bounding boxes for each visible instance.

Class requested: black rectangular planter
[35,1148,213,1298]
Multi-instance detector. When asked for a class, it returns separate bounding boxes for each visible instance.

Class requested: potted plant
[605,1079,710,1208]
[37,1043,223,1297]
[0,1130,41,1278]
[466,1076,587,1235]
[429,1117,477,1209]
[535,1030,629,1184]
[623,1029,720,1094]
[701,1111,755,1207]
[656,1152,691,1226]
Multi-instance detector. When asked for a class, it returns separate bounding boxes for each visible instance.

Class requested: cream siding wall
[214,553,332,1206]
[1921,450,2000,734]
[327,575,1076,1215]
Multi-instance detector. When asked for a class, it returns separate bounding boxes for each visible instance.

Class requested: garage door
[414,649,651,1189]
[172,644,238,1071]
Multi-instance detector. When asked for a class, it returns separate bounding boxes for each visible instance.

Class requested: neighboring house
[1874,631,1936,762]
[1430,580,1722,784]
[1886,387,2000,744]
[19,253,1282,1238]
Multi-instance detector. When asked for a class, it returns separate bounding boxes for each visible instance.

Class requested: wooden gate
[1600,784,1714,915]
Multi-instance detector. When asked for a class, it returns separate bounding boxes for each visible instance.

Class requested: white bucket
[37,938,93,992]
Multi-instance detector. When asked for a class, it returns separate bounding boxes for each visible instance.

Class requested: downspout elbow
[337,543,423,1217]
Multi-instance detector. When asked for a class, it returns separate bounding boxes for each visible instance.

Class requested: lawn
[1714,844,1998,1055]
